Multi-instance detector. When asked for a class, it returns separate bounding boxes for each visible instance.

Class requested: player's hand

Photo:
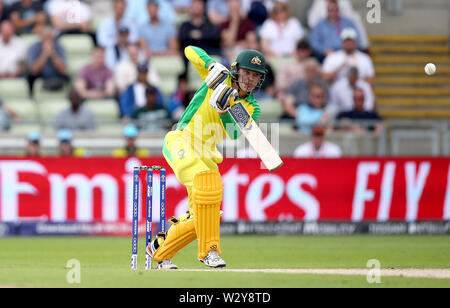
[209,83,238,112]
[205,62,229,90]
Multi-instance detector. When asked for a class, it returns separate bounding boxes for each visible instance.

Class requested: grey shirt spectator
[54,89,96,130]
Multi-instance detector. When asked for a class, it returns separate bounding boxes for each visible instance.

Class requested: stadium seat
[33,79,69,101]
[258,98,284,121]
[0,78,30,99]
[268,56,296,75]
[3,98,38,120]
[83,99,120,120]
[150,56,185,96]
[36,98,70,121]
[21,34,40,51]
[58,34,94,57]
[68,55,91,78]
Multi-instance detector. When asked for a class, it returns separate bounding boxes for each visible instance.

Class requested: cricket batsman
[147,45,266,269]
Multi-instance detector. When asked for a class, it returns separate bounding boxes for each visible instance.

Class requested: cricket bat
[228,102,283,172]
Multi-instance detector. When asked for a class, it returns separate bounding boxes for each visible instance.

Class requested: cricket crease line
[174,268,450,279]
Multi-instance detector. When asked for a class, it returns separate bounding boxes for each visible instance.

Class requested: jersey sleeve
[184,45,216,81]
[219,98,261,140]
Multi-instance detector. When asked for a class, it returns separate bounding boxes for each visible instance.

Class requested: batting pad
[192,170,223,260]
[152,216,196,263]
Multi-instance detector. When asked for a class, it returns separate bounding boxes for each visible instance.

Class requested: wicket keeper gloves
[209,83,238,112]
[205,62,229,90]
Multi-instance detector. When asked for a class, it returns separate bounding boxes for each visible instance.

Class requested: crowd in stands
[0,0,384,158]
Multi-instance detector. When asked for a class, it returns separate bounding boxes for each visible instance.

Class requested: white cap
[340,28,357,41]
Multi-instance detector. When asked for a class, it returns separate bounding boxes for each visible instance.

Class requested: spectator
[242,0,269,28]
[178,0,222,71]
[131,85,170,132]
[54,89,96,131]
[309,0,361,62]
[0,0,9,23]
[56,129,87,157]
[259,1,304,58]
[276,40,312,99]
[336,88,382,133]
[293,124,342,158]
[307,0,370,51]
[0,20,26,78]
[322,27,375,86]
[114,43,159,94]
[138,0,178,57]
[124,0,176,26]
[207,0,230,26]
[105,26,132,70]
[0,98,18,131]
[25,131,41,157]
[48,0,93,39]
[329,66,375,116]
[295,84,331,134]
[166,73,195,121]
[119,63,164,118]
[96,0,138,49]
[27,27,68,97]
[75,46,115,100]
[9,0,46,34]
[112,124,149,157]
[281,58,328,119]
[220,0,256,63]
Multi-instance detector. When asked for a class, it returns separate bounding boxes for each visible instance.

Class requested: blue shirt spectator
[295,84,329,134]
[124,0,175,26]
[309,0,361,61]
[97,0,138,48]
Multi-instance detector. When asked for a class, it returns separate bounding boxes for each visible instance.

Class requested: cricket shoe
[199,251,226,268]
[146,232,178,270]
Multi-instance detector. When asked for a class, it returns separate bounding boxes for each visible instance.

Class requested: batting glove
[209,83,238,112]
[205,62,229,90]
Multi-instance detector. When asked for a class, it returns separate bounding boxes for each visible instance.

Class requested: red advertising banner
[0,157,449,222]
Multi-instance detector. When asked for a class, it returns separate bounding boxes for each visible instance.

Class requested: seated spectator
[131,85,170,132]
[0,20,26,78]
[293,124,342,158]
[309,0,361,62]
[139,0,178,57]
[114,43,159,94]
[242,0,269,28]
[336,88,382,133]
[178,0,222,71]
[9,0,46,34]
[329,66,375,116]
[25,131,41,157]
[48,0,93,39]
[96,0,138,48]
[54,89,96,131]
[259,1,304,58]
[57,129,87,157]
[276,40,312,100]
[119,63,164,117]
[124,0,176,26]
[220,0,256,63]
[112,124,149,158]
[75,46,115,100]
[207,0,230,26]
[27,27,68,96]
[322,28,375,86]
[0,0,10,23]
[105,26,132,70]
[0,98,18,131]
[281,58,328,119]
[307,0,370,51]
[166,73,190,121]
[295,84,331,134]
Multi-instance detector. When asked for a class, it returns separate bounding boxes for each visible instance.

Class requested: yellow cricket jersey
[170,46,261,161]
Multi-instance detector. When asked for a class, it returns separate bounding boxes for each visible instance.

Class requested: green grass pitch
[0,235,449,288]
